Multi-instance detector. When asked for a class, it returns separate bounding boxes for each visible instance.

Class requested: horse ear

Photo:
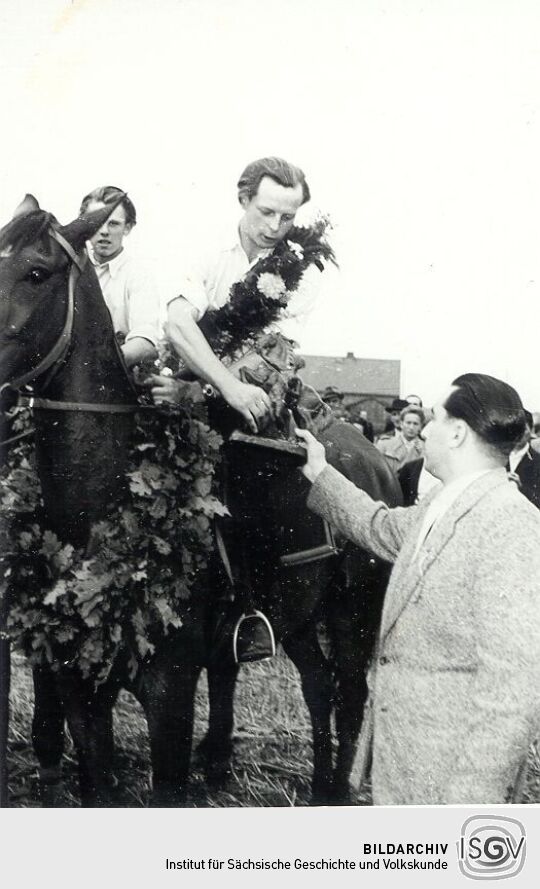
[13,194,41,218]
[56,192,128,252]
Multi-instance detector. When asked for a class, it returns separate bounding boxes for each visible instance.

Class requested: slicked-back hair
[444,373,526,459]
[237,157,310,205]
[79,186,136,227]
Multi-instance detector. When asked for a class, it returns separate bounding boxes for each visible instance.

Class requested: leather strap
[22,396,156,415]
[215,521,235,587]
[3,259,77,393]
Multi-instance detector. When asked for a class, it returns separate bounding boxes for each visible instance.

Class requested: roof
[298,352,400,396]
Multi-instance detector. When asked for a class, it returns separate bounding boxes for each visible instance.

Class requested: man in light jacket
[297,373,540,805]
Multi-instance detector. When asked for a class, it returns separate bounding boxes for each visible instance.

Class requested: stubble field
[6,649,540,808]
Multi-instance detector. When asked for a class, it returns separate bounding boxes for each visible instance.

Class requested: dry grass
[7,650,540,807]
[7,648,317,808]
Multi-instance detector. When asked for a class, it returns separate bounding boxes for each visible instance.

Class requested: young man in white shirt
[80,186,160,369]
[150,157,320,432]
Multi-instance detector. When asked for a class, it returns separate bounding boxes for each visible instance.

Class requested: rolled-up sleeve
[124,261,161,346]
[165,253,209,322]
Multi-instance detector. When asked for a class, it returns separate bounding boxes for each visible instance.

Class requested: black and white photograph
[2,0,540,884]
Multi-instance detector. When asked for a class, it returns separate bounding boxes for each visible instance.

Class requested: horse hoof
[40,780,65,808]
[38,766,65,807]
[196,736,234,788]
[310,782,336,807]
[205,758,233,789]
[150,785,187,808]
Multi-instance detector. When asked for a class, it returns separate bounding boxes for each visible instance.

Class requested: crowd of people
[31,156,540,806]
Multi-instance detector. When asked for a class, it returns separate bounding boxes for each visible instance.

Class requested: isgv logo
[458,815,526,880]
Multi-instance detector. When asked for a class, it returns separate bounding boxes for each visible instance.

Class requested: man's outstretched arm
[297,428,420,562]
[156,296,271,433]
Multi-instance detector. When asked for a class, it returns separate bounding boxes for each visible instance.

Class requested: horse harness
[0,226,153,440]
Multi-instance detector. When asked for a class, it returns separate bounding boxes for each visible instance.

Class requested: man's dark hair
[237,157,310,205]
[444,373,526,458]
[79,185,137,227]
[405,394,423,407]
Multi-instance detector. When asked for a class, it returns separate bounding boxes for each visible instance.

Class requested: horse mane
[0,210,58,255]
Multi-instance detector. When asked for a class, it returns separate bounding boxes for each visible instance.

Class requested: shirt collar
[509,443,531,472]
[227,223,272,265]
[88,245,128,278]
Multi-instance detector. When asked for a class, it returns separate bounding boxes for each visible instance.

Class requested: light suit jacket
[376,433,424,473]
[308,465,540,805]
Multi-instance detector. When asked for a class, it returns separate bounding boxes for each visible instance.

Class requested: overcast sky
[2,0,540,408]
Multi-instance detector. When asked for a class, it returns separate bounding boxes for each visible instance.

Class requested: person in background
[397,456,440,506]
[80,186,160,368]
[376,405,425,473]
[530,412,540,454]
[376,397,409,444]
[405,394,423,407]
[297,372,540,805]
[508,409,540,509]
[321,385,347,421]
[357,409,374,442]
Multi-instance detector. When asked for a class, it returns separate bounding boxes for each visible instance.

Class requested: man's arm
[122,337,156,369]
[159,297,271,433]
[123,261,159,367]
[297,429,421,562]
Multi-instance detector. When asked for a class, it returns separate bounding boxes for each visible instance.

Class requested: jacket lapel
[380,468,508,640]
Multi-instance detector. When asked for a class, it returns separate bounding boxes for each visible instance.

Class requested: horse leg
[282,625,335,805]
[136,638,203,807]
[57,670,119,807]
[32,665,66,805]
[328,566,387,803]
[332,662,370,804]
[199,660,239,787]
[0,635,10,807]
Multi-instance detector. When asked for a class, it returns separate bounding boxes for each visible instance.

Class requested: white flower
[160,367,173,377]
[256,272,287,301]
[287,240,304,260]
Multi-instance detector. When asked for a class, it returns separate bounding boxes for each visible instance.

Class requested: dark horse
[0,196,401,806]
[201,412,401,804]
[0,196,213,806]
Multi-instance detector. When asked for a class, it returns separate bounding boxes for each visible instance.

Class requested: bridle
[0,229,81,399]
[0,227,153,439]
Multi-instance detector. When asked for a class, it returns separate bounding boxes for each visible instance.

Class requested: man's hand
[121,337,157,369]
[220,377,272,434]
[295,428,328,483]
[141,374,204,405]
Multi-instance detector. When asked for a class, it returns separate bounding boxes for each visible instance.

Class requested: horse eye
[26,267,51,285]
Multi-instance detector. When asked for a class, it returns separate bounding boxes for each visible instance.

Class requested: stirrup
[232,610,276,664]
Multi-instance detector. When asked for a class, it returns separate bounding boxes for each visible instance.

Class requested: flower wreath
[199,214,337,360]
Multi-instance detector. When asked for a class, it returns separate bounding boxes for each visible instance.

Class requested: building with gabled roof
[298,351,401,433]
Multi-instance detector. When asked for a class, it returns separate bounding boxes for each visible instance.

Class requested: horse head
[0,194,124,394]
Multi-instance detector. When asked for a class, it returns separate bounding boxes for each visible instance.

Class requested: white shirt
[167,227,322,339]
[413,470,491,559]
[416,463,441,502]
[509,443,530,473]
[89,248,160,347]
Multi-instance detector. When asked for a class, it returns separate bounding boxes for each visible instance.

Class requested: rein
[21,397,155,414]
[0,227,158,440]
[0,261,77,399]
